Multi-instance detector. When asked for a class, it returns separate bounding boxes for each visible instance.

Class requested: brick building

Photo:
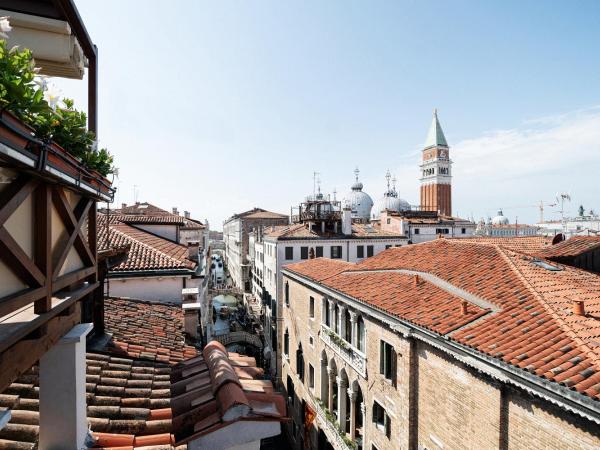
[279,239,600,450]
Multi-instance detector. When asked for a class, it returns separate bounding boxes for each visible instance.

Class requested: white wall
[107,275,191,303]
[135,224,178,242]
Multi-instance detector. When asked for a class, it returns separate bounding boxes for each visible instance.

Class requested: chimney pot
[573,300,585,316]
[173,207,179,215]
[461,300,469,315]
[413,274,420,287]
[121,203,126,209]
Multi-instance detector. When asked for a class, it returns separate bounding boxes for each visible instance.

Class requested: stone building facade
[279,240,600,450]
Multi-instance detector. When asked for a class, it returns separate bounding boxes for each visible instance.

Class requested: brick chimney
[461,300,469,315]
[184,211,190,219]
[413,274,421,287]
[172,207,179,215]
[187,241,199,261]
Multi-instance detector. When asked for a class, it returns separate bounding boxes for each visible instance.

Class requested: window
[315,246,323,257]
[373,401,391,437]
[325,300,331,326]
[414,228,420,235]
[309,335,314,346]
[296,344,305,383]
[367,245,374,257]
[309,364,315,390]
[309,296,315,318]
[331,246,342,259]
[386,218,391,224]
[357,245,364,258]
[435,228,449,235]
[285,246,294,260]
[301,246,309,260]
[461,227,466,234]
[285,281,290,307]
[283,329,289,357]
[380,340,396,384]
[357,316,365,352]
[287,375,294,406]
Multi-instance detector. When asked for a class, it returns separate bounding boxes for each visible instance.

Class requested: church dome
[371,171,410,220]
[343,168,373,221]
[491,209,509,225]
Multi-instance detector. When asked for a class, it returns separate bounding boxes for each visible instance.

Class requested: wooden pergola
[0,0,108,391]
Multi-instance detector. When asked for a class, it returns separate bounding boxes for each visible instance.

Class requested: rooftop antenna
[556,193,571,233]
[385,170,391,191]
[333,187,337,201]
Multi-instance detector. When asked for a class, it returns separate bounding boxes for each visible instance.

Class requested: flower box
[0,109,35,151]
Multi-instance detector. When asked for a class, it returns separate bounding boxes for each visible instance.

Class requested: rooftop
[98,215,196,273]
[451,235,553,253]
[225,207,288,223]
[536,236,600,259]
[0,299,286,449]
[284,239,600,402]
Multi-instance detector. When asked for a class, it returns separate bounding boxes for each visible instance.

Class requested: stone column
[348,388,358,439]
[327,367,336,411]
[328,300,335,329]
[337,376,348,428]
[338,305,347,339]
[39,323,93,450]
[360,402,366,444]
[349,311,358,347]
[320,357,328,401]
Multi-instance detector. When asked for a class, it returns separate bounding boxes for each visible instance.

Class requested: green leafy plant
[0,38,113,176]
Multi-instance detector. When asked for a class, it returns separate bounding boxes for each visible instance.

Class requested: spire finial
[392,176,397,190]
[354,166,360,182]
[434,107,438,116]
[385,170,391,190]
[333,187,337,201]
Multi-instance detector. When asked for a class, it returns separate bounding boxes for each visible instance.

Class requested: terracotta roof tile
[285,239,600,401]
[450,235,553,253]
[536,236,600,259]
[98,216,196,273]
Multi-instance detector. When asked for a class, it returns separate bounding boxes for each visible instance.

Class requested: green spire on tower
[424,108,448,148]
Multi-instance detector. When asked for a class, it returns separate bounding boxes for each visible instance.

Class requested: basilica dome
[371,172,410,220]
[491,209,510,225]
[343,168,373,221]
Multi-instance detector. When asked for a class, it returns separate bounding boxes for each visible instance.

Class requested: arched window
[284,328,289,357]
[296,343,305,383]
[285,281,290,307]
[357,316,365,352]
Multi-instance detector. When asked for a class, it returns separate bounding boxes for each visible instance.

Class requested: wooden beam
[0,176,38,227]
[53,266,96,293]
[51,196,93,279]
[0,302,80,393]
[0,227,45,286]
[34,184,52,314]
[0,287,46,318]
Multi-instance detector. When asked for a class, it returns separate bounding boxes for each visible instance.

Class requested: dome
[371,171,410,220]
[342,168,373,221]
[491,209,509,225]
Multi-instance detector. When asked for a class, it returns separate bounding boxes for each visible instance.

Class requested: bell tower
[419,109,452,216]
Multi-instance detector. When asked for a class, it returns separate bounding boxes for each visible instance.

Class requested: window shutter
[391,347,397,387]
[379,341,384,374]
[385,413,391,438]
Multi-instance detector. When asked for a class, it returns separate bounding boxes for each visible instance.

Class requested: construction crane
[499,201,557,223]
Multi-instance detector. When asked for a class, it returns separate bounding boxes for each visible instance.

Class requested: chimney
[321,221,325,233]
[182,302,201,339]
[461,300,469,315]
[184,211,190,219]
[342,205,352,236]
[413,274,420,287]
[187,242,200,261]
[173,207,179,215]
[573,300,585,316]
[121,203,126,209]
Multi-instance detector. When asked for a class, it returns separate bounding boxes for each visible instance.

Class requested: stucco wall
[107,276,190,303]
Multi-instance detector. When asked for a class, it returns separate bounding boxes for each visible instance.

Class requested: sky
[52,0,600,229]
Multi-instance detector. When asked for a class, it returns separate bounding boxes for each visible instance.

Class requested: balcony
[320,324,366,377]
[313,400,357,450]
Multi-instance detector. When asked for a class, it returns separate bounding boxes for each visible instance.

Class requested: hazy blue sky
[53,0,600,229]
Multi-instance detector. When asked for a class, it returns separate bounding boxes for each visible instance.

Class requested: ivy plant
[0,38,113,176]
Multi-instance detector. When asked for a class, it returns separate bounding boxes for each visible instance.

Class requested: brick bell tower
[420,109,452,216]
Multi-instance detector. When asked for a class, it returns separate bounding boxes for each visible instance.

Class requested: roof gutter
[281,268,600,424]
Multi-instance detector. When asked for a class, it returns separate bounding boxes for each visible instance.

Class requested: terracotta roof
[0,342,286,449]
[284,258,353,282]
[226,207,288,222]
[106,203,205,227]
[536,236,600,259]
[109,214,187,225]
[451,235,553,253]
[284,239,600,401]
[104,298,198,365]
[264,222,405,239]
[98,216,196,273]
